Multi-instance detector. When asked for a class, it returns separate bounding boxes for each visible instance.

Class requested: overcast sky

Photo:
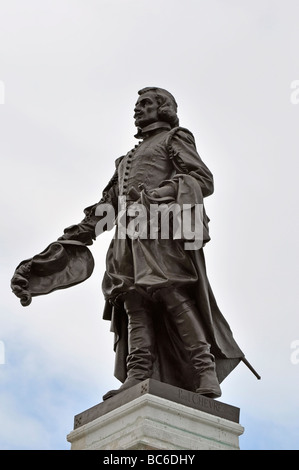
[1,0,298,450]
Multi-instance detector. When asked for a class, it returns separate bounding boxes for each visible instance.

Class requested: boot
[103,291,155,401]
[159,287,222,399]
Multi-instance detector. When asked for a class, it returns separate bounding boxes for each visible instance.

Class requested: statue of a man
[11,87,259,401]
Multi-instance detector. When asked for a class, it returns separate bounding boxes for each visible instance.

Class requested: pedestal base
[67,379,244,450]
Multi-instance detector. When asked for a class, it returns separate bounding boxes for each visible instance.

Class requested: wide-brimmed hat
[11,240,95,306]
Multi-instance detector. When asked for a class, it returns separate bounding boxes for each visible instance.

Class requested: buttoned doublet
[103,127,213,300]
[118,130,175,199]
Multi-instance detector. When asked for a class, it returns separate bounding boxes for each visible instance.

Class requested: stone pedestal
[67,379,244,450]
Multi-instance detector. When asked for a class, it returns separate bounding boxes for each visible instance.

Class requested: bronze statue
[11,87,260,401]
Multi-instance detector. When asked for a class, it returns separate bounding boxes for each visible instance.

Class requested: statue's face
[134,92,159,128]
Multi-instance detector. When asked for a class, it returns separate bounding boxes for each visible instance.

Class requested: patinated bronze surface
[11,87,260,400]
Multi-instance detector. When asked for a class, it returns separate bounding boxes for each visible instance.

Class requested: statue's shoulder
[165,126,196,147]
[115,155,125,168]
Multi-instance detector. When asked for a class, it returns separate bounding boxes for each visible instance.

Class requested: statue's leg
[102,291,155,401]
[158,286,221,398]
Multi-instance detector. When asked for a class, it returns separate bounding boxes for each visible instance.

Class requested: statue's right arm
[58,159,121,245]
[57,203,105,246]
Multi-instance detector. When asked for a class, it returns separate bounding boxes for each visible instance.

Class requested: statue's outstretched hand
[11,240,95,307]
[11,259,33,306]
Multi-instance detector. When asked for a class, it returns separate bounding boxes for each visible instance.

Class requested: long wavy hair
[138,87,179,128]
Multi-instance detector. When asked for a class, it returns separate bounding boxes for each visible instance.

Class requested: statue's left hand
[145,185,176,201]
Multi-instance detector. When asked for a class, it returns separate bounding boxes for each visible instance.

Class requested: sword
[241,357,261,380]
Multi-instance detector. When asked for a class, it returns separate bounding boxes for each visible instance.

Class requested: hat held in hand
[11,240,95,306]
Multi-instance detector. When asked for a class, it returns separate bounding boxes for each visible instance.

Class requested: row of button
[123,142,142,192]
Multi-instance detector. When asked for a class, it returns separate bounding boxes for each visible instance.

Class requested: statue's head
[134,87,179,129]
